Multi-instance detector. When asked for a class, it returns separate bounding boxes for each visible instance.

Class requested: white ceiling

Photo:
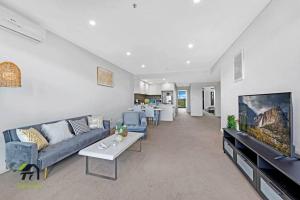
[0,0,270,84]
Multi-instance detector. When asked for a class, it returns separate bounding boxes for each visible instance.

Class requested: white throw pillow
[41,120,73,145]
[87,115,104,129]
[16,129,30,142]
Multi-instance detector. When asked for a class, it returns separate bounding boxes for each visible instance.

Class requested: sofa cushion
[38,138,79,169]
[127,125,147,133]
[123,112,140,126]
[68,118,90,135]
[37,128,109,169]
[41,121,73,145]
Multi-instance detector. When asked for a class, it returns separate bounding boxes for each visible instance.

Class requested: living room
[1,0,300,200]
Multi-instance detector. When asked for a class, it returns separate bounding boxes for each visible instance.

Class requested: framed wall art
[0,61,21,87]
[97,67,113,87]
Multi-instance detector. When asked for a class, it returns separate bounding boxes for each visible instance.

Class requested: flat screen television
[238,92,293,157]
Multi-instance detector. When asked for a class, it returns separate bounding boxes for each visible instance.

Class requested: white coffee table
[78,132,143,180]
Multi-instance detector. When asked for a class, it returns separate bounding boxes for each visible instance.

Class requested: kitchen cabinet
[148,84,161,95]
[161,83,175,91]
[134,81,176,102]
[134,79,149,94]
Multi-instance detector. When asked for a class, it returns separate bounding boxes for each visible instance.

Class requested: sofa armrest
[141,117,147,127]
[5,142,38,171]
[103,120,110,130]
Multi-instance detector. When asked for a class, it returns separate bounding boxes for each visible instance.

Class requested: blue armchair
[121,112,147,138]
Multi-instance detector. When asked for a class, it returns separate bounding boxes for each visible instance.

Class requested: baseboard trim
[0,168,9,174]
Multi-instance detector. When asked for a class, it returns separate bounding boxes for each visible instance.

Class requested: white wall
[187,88,191,113]
[190,82,221,117]
[0,137,7,174]
[0,29,134,172]
[215,0,300,154]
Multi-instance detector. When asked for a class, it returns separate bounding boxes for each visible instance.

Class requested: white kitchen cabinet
[148,84,162,95]
[134,81,176,97]
[161,83,175,91]
[134,79,149,94]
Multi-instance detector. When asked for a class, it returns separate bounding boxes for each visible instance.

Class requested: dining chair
[145,106,159,126]
[133,105,142,112]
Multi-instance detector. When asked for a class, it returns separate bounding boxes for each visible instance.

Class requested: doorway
[202,86,215,116]
[177,90,187,108]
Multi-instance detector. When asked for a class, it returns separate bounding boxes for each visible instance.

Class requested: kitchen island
[159,104,176,121]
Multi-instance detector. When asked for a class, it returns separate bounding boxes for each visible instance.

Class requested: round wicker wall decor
[0,62,21,87]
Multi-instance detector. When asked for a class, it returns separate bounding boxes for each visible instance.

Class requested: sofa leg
[44,167,48,180]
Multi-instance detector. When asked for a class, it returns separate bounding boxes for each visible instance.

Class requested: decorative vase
[116,125,128,137]
[121,125,128,137]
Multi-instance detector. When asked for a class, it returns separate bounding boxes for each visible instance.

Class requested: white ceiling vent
[234,50,245,82]
[0,5,46,42]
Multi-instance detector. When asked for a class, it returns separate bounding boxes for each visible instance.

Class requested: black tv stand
[223,129,300,200]
[274,155,287,160]
[236,131,248,136]
[273,155,299,161]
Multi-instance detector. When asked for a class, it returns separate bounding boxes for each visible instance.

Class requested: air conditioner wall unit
[0,5,46,42]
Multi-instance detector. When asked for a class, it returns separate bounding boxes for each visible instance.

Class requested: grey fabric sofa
[3,115,110,175]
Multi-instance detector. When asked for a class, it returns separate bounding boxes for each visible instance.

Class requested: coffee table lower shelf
[85,156,118,180]
[83,136,142,181]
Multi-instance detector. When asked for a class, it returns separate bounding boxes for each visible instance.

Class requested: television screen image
[239,93,292,156]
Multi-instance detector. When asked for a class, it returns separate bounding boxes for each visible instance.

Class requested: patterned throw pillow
[68,118,91,135]
[17,128,48,151]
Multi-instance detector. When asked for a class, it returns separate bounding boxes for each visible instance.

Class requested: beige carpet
[0,111,261,200]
